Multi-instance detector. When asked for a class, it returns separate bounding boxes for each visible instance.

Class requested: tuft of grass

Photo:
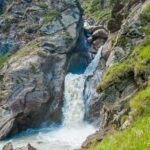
[42,10,61,25]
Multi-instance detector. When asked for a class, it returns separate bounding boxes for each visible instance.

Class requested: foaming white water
[63,74,86,127]
[0,125,95,150]
[85,47,102,75]
[63,47,102,128]
[0,47,103,150]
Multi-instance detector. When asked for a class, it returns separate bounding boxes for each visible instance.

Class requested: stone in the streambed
[92,38,105,50]
[2,143,37,150]
[87,36,93,43]
[86,25,107,34]
[2,142,13,150]
[92,29,108,39]
[15,144,37,150]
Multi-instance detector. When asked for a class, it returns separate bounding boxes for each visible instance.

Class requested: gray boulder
[2,143,37,150]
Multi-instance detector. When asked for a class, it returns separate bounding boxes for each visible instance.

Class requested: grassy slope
[91,2,150,150]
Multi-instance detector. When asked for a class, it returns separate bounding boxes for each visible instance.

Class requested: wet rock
[85,25,109,51]
[2,143,13,150]
[15,144,37,150]
[2,143,37,150]
[92,29,108,39]
[92,38,105,50]
[86,25,108,34]
[87,36,93,43]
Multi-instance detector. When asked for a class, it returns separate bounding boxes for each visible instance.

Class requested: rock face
[0,0,85,139]
[106,1,144,66]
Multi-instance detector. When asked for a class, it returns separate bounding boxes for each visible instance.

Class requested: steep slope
[81,0,150,149]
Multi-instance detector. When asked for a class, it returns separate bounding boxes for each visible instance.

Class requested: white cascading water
[63,47,102,128]
[0,47,103,150]
[63,74,86,127]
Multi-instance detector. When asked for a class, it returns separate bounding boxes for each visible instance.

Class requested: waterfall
[63,46,103,128]
[63,74,86,127]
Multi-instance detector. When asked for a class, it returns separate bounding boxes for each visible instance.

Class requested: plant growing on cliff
[42,10,61,25]
[0,54,9,68]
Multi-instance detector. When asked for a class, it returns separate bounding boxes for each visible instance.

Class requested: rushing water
[0,47,103,150]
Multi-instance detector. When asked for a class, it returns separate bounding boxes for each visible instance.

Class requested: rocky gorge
[0,0,150,150]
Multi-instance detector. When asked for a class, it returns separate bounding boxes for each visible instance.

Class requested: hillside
[81,0,150,150]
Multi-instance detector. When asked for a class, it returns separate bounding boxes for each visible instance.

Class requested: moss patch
[14,39,40,58]
[42,10,61,25]
[0,54,9,68]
